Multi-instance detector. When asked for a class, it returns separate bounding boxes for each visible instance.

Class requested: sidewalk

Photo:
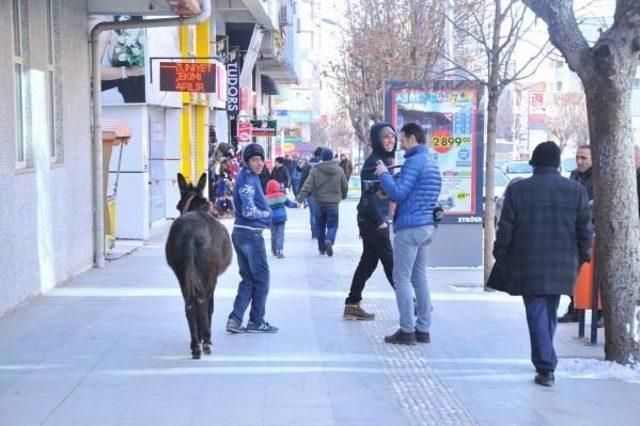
[1,200,638,426]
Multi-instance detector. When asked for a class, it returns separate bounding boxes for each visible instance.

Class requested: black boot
[534,371,555,387]
[384,329,417,345]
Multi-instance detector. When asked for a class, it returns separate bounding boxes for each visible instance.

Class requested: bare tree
[544,90,590,153]
[310,114,355,153]
[523,0,640,365]
[330,0,446,149]
[438,0,554,285]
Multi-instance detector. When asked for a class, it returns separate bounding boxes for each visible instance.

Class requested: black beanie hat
[321,148,334,161]
[313,147,324,157]
[243,143,265,164]
[529,141,560,168]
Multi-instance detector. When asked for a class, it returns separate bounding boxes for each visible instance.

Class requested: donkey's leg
[196,296,212,355]
[185,298,201,359]
[201,292,214,355]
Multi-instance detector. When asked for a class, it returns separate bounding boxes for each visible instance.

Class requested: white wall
[0,0,93,315]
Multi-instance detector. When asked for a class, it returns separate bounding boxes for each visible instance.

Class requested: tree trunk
[585,78,640,364]
[483,89,499,285]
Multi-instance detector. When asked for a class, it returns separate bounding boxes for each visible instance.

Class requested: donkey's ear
[177,173,188,194]
[196,173,207,194]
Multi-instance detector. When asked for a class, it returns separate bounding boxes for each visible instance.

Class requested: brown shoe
[415,329,430,343]
[343,304,375,321]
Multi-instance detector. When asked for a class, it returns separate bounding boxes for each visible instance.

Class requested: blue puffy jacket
[379,144,442,232]
[233,166,271,229]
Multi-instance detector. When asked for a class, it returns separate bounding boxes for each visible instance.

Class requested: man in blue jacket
[376,122,442,345]
[226,143,278,334]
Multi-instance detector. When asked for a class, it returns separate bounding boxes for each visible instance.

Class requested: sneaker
[534,371,555,387]
[415,329,431,343]
[326,242,334,257]
[344,304,375,321]
[226,319,245,334]
[246,321,279,333]
[384,329,417,345]
[558,310,579,323]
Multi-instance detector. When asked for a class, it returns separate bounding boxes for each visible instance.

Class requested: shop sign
[159,62,215,93]
[237,122,252,142]
[227,48,240,119]
[250,119,278,137]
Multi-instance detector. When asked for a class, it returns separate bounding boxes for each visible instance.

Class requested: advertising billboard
[385,80,485,224]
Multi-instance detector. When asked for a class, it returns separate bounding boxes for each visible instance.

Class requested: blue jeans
[270,223,285,252]
[228,227,270,325]
[393,225,435,333]
[306,195,318,238]
[523,295,560,373]
[315,204,339,252]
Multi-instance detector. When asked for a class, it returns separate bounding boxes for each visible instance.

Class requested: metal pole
[590,241,599,345]
[90,1,211,268]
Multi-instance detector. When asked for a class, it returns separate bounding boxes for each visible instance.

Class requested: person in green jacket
[298,148,348,256]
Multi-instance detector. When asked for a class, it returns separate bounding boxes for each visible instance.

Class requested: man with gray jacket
[376,123,442,345]
[299,148,348,256]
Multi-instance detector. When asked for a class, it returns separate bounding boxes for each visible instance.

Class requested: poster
[385,80,485,224]
[93,15,147,103]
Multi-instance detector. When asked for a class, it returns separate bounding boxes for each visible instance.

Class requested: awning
[261,74,279,96]
[102,119,132,146]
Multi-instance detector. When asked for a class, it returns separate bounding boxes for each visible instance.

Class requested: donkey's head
[176,173,211,215]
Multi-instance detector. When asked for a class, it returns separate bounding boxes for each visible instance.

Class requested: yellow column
[195,21,210,179]
[179,25,192,181]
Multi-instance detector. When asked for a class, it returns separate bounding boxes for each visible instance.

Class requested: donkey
[165,173,233,359]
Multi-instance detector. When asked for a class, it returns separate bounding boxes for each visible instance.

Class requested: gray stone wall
[0,0,93,315]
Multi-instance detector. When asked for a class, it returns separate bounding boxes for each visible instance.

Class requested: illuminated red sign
[159,62,216,93]
[237,122,252,142]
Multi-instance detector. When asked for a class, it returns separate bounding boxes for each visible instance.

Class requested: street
[1,200,638,426]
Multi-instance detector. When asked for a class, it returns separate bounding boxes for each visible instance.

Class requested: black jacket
[298,163,312,192]
[570,168,594,201]
[356,123,396,226]
[271,165,290,188]
[489,167,593,296]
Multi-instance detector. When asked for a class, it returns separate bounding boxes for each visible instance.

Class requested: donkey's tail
[183,238,204,301]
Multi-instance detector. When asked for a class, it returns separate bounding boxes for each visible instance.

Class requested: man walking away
[226,143,279,334]
[489,141,593,387]
[299,148,348,256]
[344,123,397,321]
[559,144,594,323]
[376,123,441,345]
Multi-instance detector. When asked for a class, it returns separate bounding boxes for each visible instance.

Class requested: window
[12,0,26,167]
[556,81,563,92]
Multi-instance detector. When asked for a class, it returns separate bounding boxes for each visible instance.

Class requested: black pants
[346,220,394,304]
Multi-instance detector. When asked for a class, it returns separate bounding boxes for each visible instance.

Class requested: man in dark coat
[559,144,594,323]
[343,124,396,320]
[270,157,290,190]
[298,147,324,239]
[340,153,354,181]
[489,141,593,387]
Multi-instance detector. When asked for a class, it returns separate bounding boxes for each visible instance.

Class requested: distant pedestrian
[299,147,324,239]
[488,141,593,387]
[340,153,354,181]
[376,123,441,345]
[265,179,298,258]
[292,159,305,197]
[226,143,279,334]
[271,157,291,190]
[258,163,271,193]
[344,124,397,321]
[298,148,348,256]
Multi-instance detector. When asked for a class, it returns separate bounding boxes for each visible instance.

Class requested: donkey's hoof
[191,350,201,360]
[203,344,212,355]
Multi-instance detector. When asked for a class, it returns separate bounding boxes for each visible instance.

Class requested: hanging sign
[250,119,278,137]
[159,62,215,93]
[237,122,252,142]
[227,48,240,119]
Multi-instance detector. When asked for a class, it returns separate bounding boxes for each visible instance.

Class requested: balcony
[215,0,278,30]
[89,0,201,15]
